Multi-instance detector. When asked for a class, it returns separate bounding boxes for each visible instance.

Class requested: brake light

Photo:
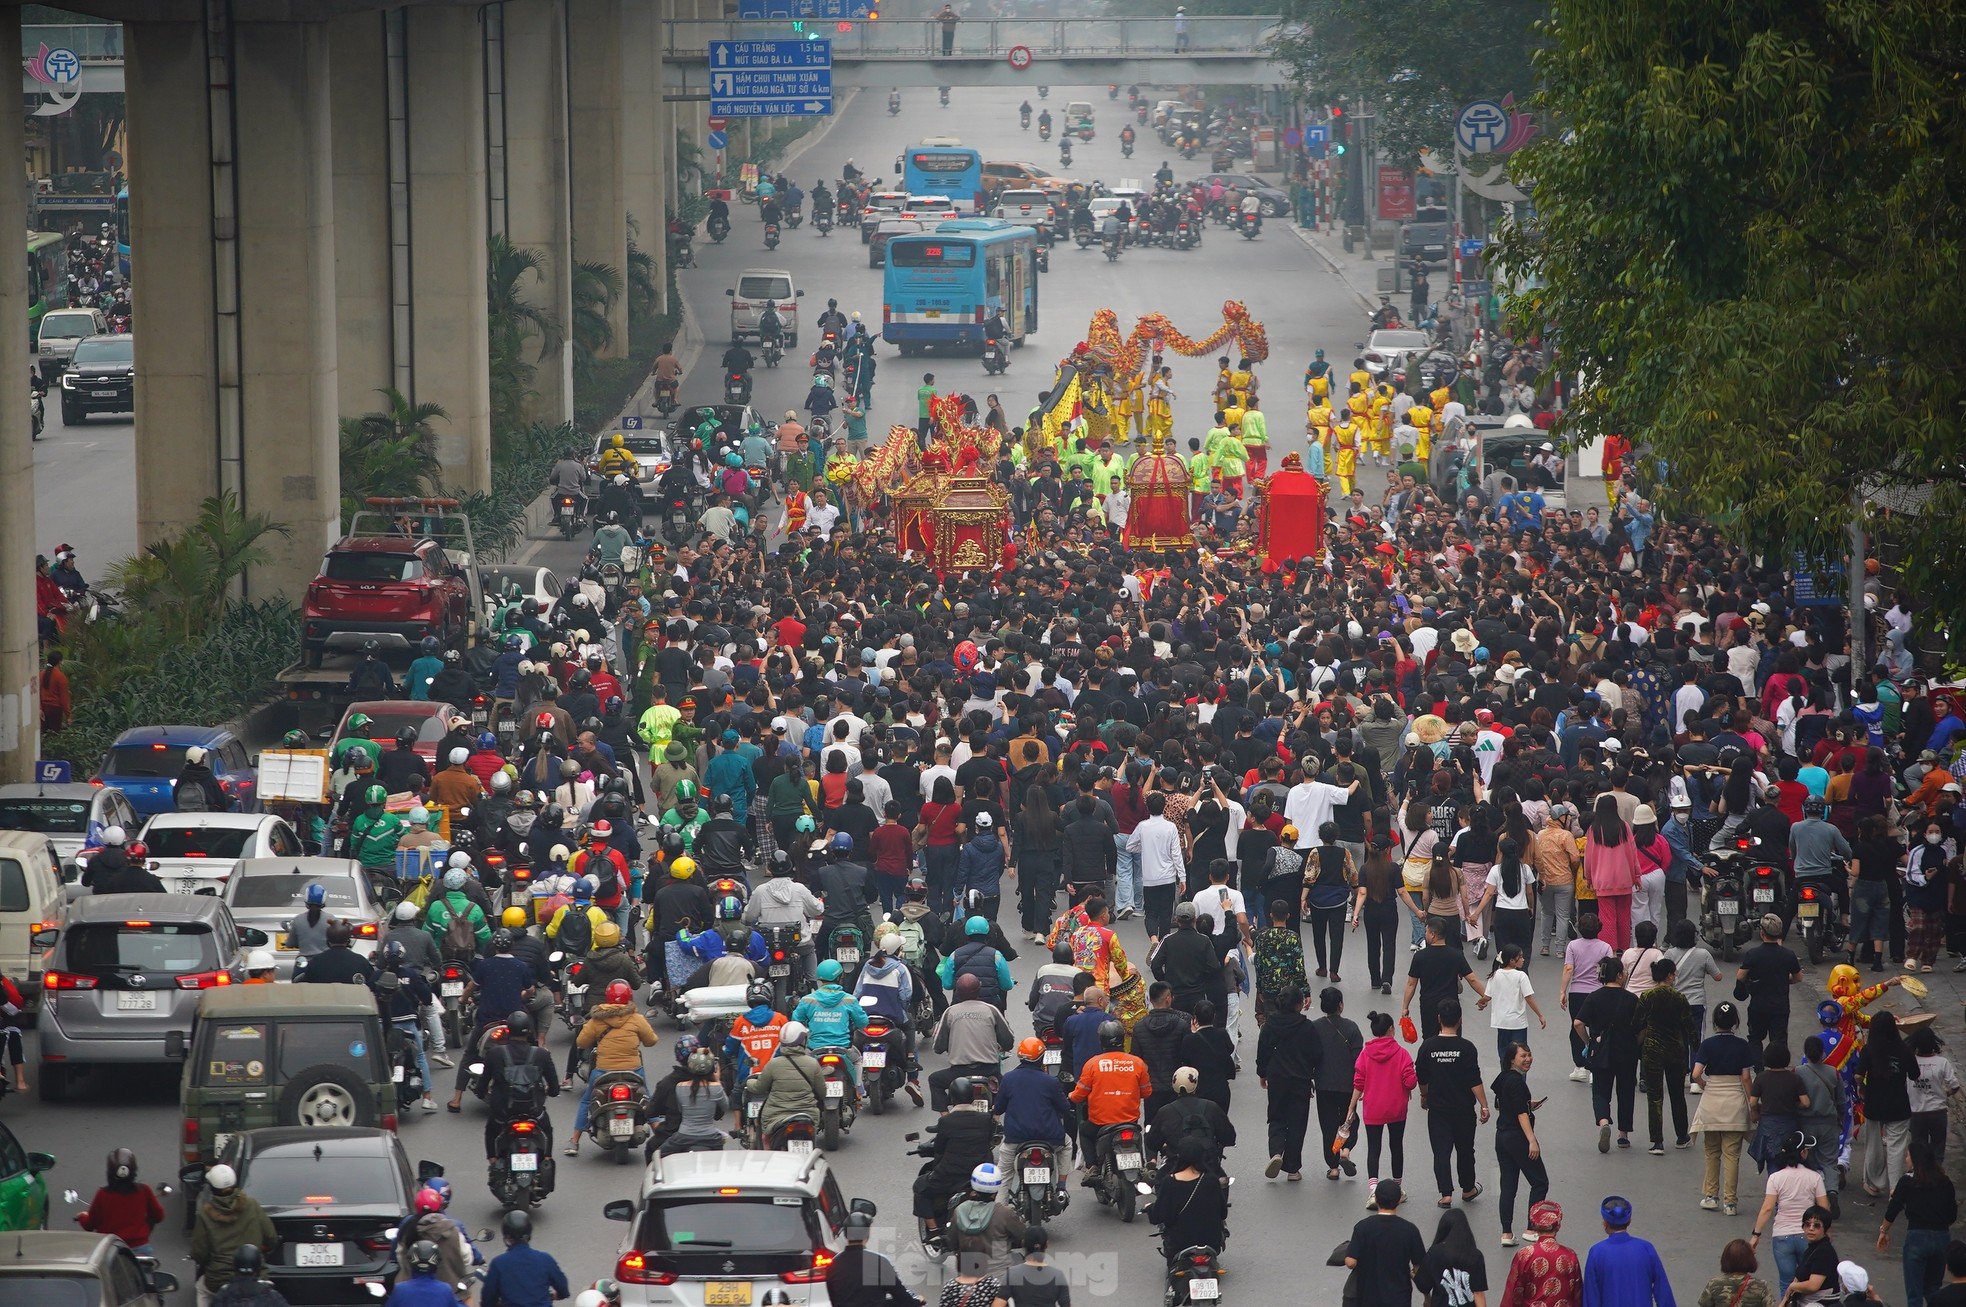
[1191,1253,1213,1266]
[381,1112,398,1133]
[1026,1147,1048,1166]
[782,1249,836,1283]
[609,1084,635,1102]
[176,971,232,990]
[182,1116,199,1163]
[357,921,379,939]
[772,949,786,962]
[1799,885,1818,901]
[510,1120,536,1133]
[616,1252,678,1286]
[358,1234,393,1254]
[866,1021,891,1038]
[1735,837,1752,850]
[124,920,152,928]
[820,1053,842,1067]
[44,971,98,990]
[473,694,488,707]
[1117,1127,1137,1143]
[442,966,462,981]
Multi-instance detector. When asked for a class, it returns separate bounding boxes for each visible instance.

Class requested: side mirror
[149,1271,181,1295]
[725,288,735,297]
[164,1030,187,1060]
[796,288,806,296]
[239,927,269,947]
[178,1165,207,1189]
[467,1062,485,1077]
[31,928,56,949]
[417,1160,446,1182]
[849,1198,877,1217]
[476,1228,494,1242]
[195,886,217,897]
[603,1199,635,1222]
[26,1152,55,1175]
[383,1226,401,1242]
[548,951,564,964]
[249,754,260,769]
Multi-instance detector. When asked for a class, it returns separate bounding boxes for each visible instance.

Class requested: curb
[1288,220,1377,312]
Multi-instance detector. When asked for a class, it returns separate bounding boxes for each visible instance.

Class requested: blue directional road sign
[708,130,729,151]
[1304,125,1328,146]
[1459,238,1485,258]
[737,0,872,17]
[709,39,832,118]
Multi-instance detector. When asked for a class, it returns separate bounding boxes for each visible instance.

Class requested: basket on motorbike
[682,983,755,1024]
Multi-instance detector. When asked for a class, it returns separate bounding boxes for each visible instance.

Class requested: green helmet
[282,729,310,747]
[364,784,388,807]
[346,712,373,734]
[674,779,699,802]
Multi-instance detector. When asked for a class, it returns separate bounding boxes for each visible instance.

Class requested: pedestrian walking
[1574,956,1639,1153]
[1418,997,1488,1210]
[1405,914,1489,1040]
[1493,1043,1550,1247]
[1854,1011,1915,1198]
[1532,804,1581,956]
[1256,984,1318,1180]
[1748,1134,1826,1290]
[1583,798,1640,952]
[1345,1010,1418,1195]
[1579,1197,1674,1307]
[1306,821,1357,981]
[1559,913,1613,1081]
[1734,914,1802,1067]
[1354,831,1405,993]
[1480,838,1537,961]
[1346,1180,1428,1307]
[1665,919,1723,1073]
[1633,956,1695,1154]
[1485,944,1546,1061]
[1313,985,1367,1179]
[1497,1200,1580,1307]
[1690,1001,1755,1215]
[1422,1209,1488,1307]
[1877,1151,1959,1307]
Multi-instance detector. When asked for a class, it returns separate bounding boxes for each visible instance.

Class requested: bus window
[985,251,1003,299]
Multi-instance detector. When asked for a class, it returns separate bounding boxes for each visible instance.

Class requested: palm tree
[570,259,623,378]
[625,219,658,321]
[104,491,290,638]
[486,233,563,361]
[338,388,449,516]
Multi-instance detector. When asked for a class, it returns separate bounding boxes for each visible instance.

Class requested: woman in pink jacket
[1342,1010,1418,1192]
[1582,794,1640,951]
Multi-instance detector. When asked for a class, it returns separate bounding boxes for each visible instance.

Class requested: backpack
[556,906,594,957]
[175,779,210,813]
[952,1199,995,1238]
[439,898,478,960]
[498,1054,548,1115]
[891,915,927,968]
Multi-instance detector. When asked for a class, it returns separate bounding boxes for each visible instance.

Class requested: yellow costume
[1367,385,1394,459]
[1308,371,1331,403]
[1306,398,1334,462]
[1229,365,1255,408]
[1333,419,1360,495]
[1349,367,1371,394]
[1112,372,1140,440]
[1146,382,1174,443]
[1212,363,1234,408]
[1083,374,1114,447]
[1409,403,1434,461]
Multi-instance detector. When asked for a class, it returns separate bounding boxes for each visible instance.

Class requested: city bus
[115,183,130,278]
[902,144,985,213]
[882,218,1039,354]
[27,230,66,337]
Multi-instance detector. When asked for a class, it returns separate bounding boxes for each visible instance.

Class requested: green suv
[0,1119,54,1231]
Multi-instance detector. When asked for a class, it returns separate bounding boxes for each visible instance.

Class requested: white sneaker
[1689,1082,1703,1095]
[1567,1067,1588,1082]
[1699,1197,1718,1211]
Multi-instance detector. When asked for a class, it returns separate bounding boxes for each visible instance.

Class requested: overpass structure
[660,16,1289,89]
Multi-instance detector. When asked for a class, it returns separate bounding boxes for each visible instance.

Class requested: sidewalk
[1284,216,1382,312]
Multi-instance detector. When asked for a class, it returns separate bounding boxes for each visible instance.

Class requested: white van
[726,268,802,347]
[0,830,67,1000]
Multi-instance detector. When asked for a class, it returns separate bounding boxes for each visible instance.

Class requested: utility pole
[1847,487,1868,700]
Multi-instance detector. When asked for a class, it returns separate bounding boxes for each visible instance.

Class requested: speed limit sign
[1006,44,1034,70]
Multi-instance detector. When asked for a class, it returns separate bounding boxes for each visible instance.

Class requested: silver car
[34,891,264,1101]
[0,781,139,872]
[221,858,385,979]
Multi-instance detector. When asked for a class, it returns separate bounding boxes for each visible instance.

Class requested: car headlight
[60,373,76,390]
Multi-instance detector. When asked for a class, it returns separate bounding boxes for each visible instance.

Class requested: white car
[480,564,562,616]
[221,858,387,978]
[991,188,1055,230]
[1364,328,1433,378]
[900,196,962,224]
[136,812,305,896]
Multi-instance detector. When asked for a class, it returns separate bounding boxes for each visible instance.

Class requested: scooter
[585,1069,651,1162]
[1174,219,1198,250]
[888,94,902,116]
[1092,1121,1145,1222]
[762,337,783,369]
[1239,211,1261,240]
[1794,873,1843,964]
[487,1112,555,1209]
[761,1110,818,1157]
[855,997,906,1115]
[653,376,679,417]
[815,208,834,236]
[559,958,593,1032]
[762,923,805,1012]
[938,87,951,107]
[1136,104,1149,124]
[551,492,582,542]
[1007,1139,1069,1225]
[982,336,1009,375]
[1165,1245,1225,1304]
[1103,233,1122,263]
[815,1049,856,1149]
[1039,122,1053,142]
[1038,85,1049,99]
[763,222,781,251]
[1108,84,1120,100]
[1020,107,1032,130]
[829,921,866,990]
[1700,835,1756,960]
[1122,138,1135,159]
[725,368,753,404]
[785,207,804,230]
[706,214,730,244]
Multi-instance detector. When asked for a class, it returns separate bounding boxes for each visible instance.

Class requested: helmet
[413,1187,445,1215]
[490,928,515,953]
[420,636,441,654]
[1017,1037,1045,1062]
[245,949,277,972]
[107,1148,138,1184]
[1803,795,1827,816]
[501,1209,533,1244]
[347,712,373,734]
[828,831,853,855]
[502,906,529,928]
[815,959,843,983]
[206,1163,238,1193]
[879,933,904,956]
[673,1034,702,1065]
[423,1177,453,1209]
[382,939,407,965]
[794,814,817,834]
[1098,1019,1125,1050]
[746,980,774,1009]
[444,869,469,890]
[590,819,613,840]
[674,779,699,802]
[560,759,582,779]
[364,784,388,807]
[282,730,311,747]
[325,919,355,948]
[185,745,209,765]
[671,856,697,880]
[611,433,625,449]
[594,921,622,949]
[101,825,126,847]
[1172,1066,1199,1095]
[779,1020,809,1049]
[1052,938,1074,964]
[605,980,634,1005]
[233,1244,265,1278]
[477,731,498,751]
[392,902,420,924]
[504,1011,535,1041]
[660,830,685,858]
[970,1162,1005,1195]
[687,1048,717,1077]
[305,882,327,907]
[406,1240,443,1275]
[574,875,598,899]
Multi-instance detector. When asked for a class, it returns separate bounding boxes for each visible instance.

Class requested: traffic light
[1333,139,1347,156]
[837,20,853,31]
[791,19,804,31]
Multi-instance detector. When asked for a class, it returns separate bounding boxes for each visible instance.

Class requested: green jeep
[176,984,399,1179]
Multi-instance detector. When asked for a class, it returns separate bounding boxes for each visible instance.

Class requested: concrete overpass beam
[0,9,37,779]
[406,5,492,493]
[123,19,220,549]
[329,11,396,420]
[568,0,628,361]
[233,20,340,599]
[500,0,574,425]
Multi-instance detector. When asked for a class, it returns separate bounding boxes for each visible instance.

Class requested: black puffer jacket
[1060,810,1117,885]
[1130,1006,1193,1094]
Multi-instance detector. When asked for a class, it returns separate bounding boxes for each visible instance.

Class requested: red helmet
[604,980,635,1006]
[127,841,147,860]
[535,711,555,730]
[412,1188,444,1215]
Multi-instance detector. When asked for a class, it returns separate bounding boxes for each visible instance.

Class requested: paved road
[7,83,1928,1307]
[30,377,137,572]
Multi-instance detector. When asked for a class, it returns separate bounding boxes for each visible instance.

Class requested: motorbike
[1020,107,1032,130]
[939,86,950,107]
[1059,144,1074,170]
[982,336,1009,376]
[668,234,695,269]
[762,923,805,1012]
[1794,873,1843,964]
[815,1049,856,1149]
[586,1069,651,1162]
[1136,103,1149,124]
[706,214,730,243]
[1041,1026,1074,1092]
[1092,1121,1146,1222]
[888,95,902,116]
[1121,138,1135,158]
[1239,211,1261,240]
[552,491,582,541]
[1078,126,1094,142]
[1007,1140,1068,1226]
[829,921,867,989]
[725,368,753,404]
[1699,835,1758,959]
[439,962,475,1049]
[785,207,804,230]
[660,492,694,546]
[1038,85,1049,98]
[761,1110,818,1157]
[762,337,783,369]
[837,196,857,227]
[763,222,780,251]
[1165,1245,1224,1305]
[389,1024,427,1108]
[855,999,906,1116]
[487,1113,555,1209]
[1174,219,1198,250]
[560,958,593,1032]
[1108,84,1119,100]
[814,208,833,236]
[1104,233,1122,263]
[1180,140,1198,160]
[1038,122,1053,142]
[1074,225,1095,250]
[653,375,679,417]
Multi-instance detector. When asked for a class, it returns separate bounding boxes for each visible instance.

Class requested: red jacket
[77,1184,165,1248]
[1353,1035,1417,1125]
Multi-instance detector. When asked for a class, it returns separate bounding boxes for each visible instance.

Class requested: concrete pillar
[568,0,628,361]
[234,21,340,599]
[621,0,666,317]
[502,0,574,425]
[124,20,220,548]
[406,6,493,492]
[329,11,395,419]
[689,0,714,184]
[0,9,37,778]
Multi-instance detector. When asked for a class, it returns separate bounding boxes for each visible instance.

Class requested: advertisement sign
[1377,167,1416,221]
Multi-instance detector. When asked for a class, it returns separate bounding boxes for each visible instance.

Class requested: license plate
[392,1065,406,1083]
[1190,1278,1220,1301]
[769,964,791,977]
[176,878,201,894]
[1114,1152,1141,1170]
[1023,1166,1051,1186]
[705,1283,753,1307]
[1799,902,1819,919]
[836,947,861,964]
[1752,888,1775,903]
[92,389,117,398]
[1043,1049,1062,1066]
[295,1244,343,1269]
[863,1049,887,1069]
[788,1139,813,1156]
[510,1152,538,1172]
[1719,901,1740,915]
[825,1080,845,1097]
[277,933,294,950]
[116,990,157,1011]
[442,981,464,997]
[747,1100,761,1118]
[609,1117,634,1138]
[211,1132,234,1156]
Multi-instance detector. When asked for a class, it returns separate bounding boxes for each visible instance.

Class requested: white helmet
[574,1294,609,1307]
[449,747,470,766]
[101,825,126,847]
[779,1020,809,1048]
[447,851,473,870]
[245,949,277,972]
[206,1163,237,1192]
[549,844,571,863]
[970,1162,1005,1194]
[613,474,630,486]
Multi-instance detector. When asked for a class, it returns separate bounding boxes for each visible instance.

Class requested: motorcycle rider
[1068,1019,1150,1178]
[937,915,1016,1011]
[598,473,641,531]
[929,973,1016,1109]
[1146,1065,1236,1175]
[90,838,167,896]
[782,179,806,224]
[744,849,825,983]
[815,831,877,955]
[746,1019,829,1143]
[476,1009,560,1159]
[296,919,376,986]
[726,980,789,1084]
[951,1163,1028,1278]
[817,298,849,339]
[706,193,732,238]
[695,797,749,878]
[597,432,637,479]
[912,1076,999,1242]
[1120,123,1136,151]
[889,89,903,114]
[759,192,784,228]
[567,978,658,1155]
[813,180,834,222]
[499,906,557,1035]
[757,300,785,353]
[1028,938,1081,1036]
[1144,1136,1230,1271]
[205,1243,287,1307]
[825,1207,918,1307]
[548,448,589,518]
[997,1035,1074,1189]
[591,512,632,569]
[1037,108,1053,137]
[1788,794,1852,929]
[793,957,868,1100]
[1019,99,1033,127]
[855,933,921,1096]
[393,1188,472,1292]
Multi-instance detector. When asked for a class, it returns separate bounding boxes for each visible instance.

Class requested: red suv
[302,536,472,666]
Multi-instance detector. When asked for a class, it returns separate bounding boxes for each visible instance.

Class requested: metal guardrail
[24,23,124,61]
[662,16,1279,59]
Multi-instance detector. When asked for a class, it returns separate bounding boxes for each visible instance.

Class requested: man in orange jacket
[1068,1018,1151,1176]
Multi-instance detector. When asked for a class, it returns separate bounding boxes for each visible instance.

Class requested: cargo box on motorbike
[682,983,755,1023]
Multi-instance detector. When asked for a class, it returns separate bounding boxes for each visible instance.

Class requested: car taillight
[616,1252,678,1286]
[182,1117,200,1162]
[609,1084,635,1102]
[357,922,379,939]
[382,1112,398,1133]
[43,971,98,991]
[176,971,233,990]
[358,1234,394,1254]
[781,1249,835,1284]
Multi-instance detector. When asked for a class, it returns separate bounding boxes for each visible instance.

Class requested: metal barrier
[24,23,124,61]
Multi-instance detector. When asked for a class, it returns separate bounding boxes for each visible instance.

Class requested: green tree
[103,492,291,639]
[338,387,448,516]
[1271,0,1544,162]
[570,259,623,382]
[487,234,562,433]
[1492,0,1966,639]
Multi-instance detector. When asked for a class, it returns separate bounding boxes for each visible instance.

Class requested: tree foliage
[1492,0,1966,638]
[338,387,448,519]
[102,492,290,640]
[1271,0,1544,162]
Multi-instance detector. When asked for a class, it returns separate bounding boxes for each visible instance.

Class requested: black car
[59,333,133,424]
[1198,173,1290,217]
[212,1128,420,1305]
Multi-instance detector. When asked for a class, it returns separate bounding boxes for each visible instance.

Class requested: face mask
[1927,832,1943,845]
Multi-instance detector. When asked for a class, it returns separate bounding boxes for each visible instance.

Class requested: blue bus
[115,184,130,279]
[902,145,985,213]
[882,219,1039,354]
